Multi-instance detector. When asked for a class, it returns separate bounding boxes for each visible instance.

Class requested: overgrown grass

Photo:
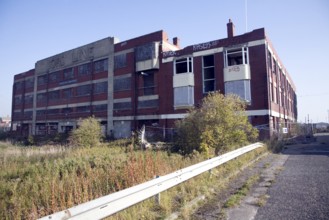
[0,141,267,219]
[223,174,260,208]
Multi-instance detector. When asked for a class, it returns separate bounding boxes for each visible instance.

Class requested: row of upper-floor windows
[14,81,108,105]
[174,46,249,75]
[13,59,108,92]
[13,104,108,119]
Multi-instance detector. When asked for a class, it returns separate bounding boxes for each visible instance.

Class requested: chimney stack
[227,19,235,38]
[173,37,180,48]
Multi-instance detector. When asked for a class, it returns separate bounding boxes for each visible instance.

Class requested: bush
[175,92,258,156]
[69,116,102,148]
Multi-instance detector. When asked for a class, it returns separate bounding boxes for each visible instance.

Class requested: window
[37,93,46,102]
[48,90,60,100]
[225,47,248,67]
[93,104,107,112]
[113,102,132,110]
[225,80,251,102]
[49,71,61,83]
[38,75,47,85]
[78,63,91,76]
[23,110,33,119]
[36,110,46,116]
[174,86,194,107]
[203,55,215,93]
[24,94,33,104]
[94,59,108,73]
[114,76,131,92]
[14,81,23,92]
[63,68,74,80]
[142,73,155,95]
[62,88,73,99]
[114,54,127,69]
[47,109,60,115]
[76,106,90,112]
[138,99,158,109]
[94,81,108,94]
[175,57,193,74]
[14,96,22,105]
[76,84,91,96]
[25,77,34,89]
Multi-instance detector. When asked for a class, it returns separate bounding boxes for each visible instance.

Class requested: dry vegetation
[0,140,266,220]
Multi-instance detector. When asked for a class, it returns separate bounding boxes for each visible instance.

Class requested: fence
[39,142,264,220]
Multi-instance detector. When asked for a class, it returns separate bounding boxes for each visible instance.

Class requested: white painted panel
[173,73,194,87]
[224,64,251,82]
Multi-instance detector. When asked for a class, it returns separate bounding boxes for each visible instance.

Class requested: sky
[0,0,329,123]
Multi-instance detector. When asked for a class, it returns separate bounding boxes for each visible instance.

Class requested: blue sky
[0,0,328,123]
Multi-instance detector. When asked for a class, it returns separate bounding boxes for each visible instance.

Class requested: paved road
[254,139,329,220]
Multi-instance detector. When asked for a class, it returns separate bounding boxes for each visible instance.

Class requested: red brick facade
[11,20,297,139]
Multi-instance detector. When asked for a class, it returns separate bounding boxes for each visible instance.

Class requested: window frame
[224,46,249,67]
[175,57,193,74]
[202,55,216,93]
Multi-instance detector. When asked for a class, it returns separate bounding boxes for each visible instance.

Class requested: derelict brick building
[11,20,297,138]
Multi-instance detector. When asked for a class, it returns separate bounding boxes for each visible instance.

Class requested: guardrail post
[154,175,160,205]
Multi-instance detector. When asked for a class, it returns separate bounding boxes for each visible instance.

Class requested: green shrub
[175,92,258,156]
[69,116,102,148]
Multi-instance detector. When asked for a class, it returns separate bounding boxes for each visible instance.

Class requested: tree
[175,92,258,156]
[70,116,103,148]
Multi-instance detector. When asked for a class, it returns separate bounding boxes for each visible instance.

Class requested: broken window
[174,86,194,107]
[225,80,251,102]
[175,57,193,74]
[225,47,248,67]
[203,55,215,93]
